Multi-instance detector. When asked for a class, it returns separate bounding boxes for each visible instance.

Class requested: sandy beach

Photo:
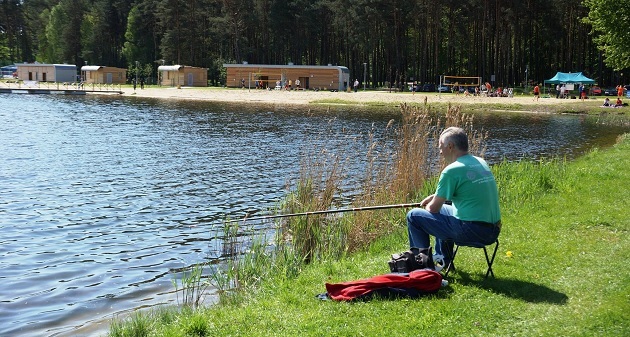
[111,86,594,108]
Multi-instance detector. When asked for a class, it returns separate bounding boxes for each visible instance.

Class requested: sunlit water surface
[0,93,626,336]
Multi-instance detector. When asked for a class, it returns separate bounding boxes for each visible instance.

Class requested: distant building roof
[17,63,76,69]
[158,65,184,71]
[158,65,207,71]
[224,63,348,70]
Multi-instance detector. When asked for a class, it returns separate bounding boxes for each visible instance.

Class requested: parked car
[421,83,435,92]
[603,87,617,96]
[589,86,602,95]
[437,85,450,93]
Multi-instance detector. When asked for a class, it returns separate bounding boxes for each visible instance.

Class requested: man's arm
[425,194,447,213]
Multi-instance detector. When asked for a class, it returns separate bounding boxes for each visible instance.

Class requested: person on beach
[533,84,540,101]
[406,127,501,268]
[556,84,560,98]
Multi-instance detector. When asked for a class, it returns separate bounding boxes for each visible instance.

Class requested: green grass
[108,134,630,337]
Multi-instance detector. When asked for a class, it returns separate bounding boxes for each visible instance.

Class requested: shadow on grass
[454,271,569,305]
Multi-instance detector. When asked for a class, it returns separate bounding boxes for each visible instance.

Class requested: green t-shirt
[435,154,501,223]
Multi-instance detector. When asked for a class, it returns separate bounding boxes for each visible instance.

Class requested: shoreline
[101,86,610,112]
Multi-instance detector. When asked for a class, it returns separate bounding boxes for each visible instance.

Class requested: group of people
[483,83,513,98]
[554,84,569,99]
[552,83,586,100]
[493,87,514,97]
[602,97,624,107]
[241,78,302,90]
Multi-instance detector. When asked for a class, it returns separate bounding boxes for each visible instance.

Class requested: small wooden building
[223,64,350,91]
[81,65,127,84]
[16,63,77,83]
[157,65,208,87]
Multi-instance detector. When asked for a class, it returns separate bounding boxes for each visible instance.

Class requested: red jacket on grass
[324,269,442,301]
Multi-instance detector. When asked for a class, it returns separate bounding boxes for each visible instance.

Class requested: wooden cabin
[223,64,350,91]
[15,63,77,83]
[157,65,208,87]
[81,66,127,84]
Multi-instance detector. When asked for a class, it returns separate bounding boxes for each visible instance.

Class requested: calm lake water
[0,93,627,336]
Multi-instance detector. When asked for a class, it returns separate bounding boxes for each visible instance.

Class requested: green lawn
[109,134,629,337]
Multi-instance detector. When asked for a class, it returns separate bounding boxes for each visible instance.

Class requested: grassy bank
[109,132,629,336]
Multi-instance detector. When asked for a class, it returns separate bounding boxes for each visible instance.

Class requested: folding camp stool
[443,239,499,279]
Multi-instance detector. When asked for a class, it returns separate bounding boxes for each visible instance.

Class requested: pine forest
[0,0,627,88]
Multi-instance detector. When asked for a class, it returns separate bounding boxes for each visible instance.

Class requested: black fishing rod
[227,202,424,223]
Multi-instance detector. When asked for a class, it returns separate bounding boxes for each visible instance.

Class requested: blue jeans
[406,205,500,261]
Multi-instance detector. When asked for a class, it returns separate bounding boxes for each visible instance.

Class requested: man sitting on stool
[406,127,502,269]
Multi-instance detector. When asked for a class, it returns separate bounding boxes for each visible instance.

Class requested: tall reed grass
[170,263,210,309]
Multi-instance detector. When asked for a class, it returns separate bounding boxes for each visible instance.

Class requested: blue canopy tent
[544,72,595,84]
[543,72,595,98]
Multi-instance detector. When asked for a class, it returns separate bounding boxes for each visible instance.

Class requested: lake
[0,93,627,336]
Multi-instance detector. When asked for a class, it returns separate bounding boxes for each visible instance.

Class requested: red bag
[324,269,442,301]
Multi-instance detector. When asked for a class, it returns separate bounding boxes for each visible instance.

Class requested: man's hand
[420,194,435,207]
[425,194,446,213]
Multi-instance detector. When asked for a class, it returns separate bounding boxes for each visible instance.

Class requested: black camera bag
[388,247,435,273]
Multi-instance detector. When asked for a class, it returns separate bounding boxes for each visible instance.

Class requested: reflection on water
[0,94,627,336]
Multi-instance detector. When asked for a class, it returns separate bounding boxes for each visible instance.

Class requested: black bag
[388,247,435,273]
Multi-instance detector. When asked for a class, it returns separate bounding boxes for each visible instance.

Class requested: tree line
[0,0,627,88]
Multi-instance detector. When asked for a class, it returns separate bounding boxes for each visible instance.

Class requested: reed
[278,119,348,263]
[278,102,488,257]
[205,220,280,305]
[170,263,210,309]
